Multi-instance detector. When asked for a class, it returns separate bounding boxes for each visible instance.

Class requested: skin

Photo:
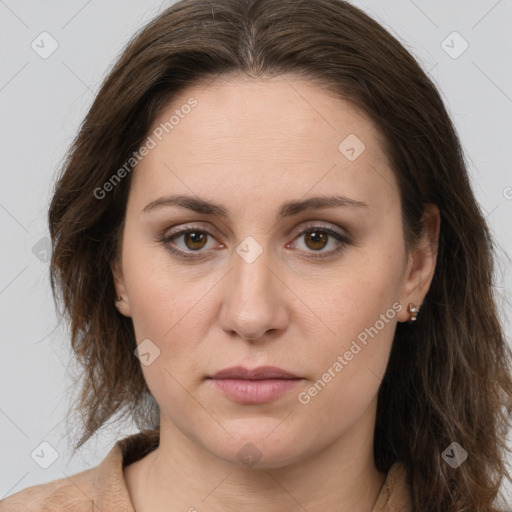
[113,74,440,511]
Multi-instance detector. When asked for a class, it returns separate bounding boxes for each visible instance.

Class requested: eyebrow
[142,194,369,219]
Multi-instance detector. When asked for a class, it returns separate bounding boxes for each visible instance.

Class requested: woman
[1,0,511,510]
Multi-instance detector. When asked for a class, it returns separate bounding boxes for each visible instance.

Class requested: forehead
[130,75,399,213]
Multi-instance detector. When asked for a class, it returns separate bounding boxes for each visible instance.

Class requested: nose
[219,245,289,341]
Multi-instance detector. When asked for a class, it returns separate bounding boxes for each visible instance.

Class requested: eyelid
[292,221,348,238]
[163,222,217,236]
[163,220,347,239]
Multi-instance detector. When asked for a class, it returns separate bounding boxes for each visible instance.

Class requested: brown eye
[161,227,220,259]
[303,230,329,251]
[161,224,350,261]
[183,231,208,250]
[290,225,351,259]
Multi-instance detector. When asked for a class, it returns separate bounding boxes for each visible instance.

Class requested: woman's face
[114,74,437,468]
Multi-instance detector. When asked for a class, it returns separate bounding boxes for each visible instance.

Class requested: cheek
[121,246,214,419]
[294,231,404,345]
[121,238,220,384]
[122,234,204,336]
[295,295,399,439]
[291,231,404,413]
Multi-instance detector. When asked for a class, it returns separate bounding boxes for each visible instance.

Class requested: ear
[111,256,132,318]
[397,203,440,323]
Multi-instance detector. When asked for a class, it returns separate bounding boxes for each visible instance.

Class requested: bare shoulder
[0,467,96,511]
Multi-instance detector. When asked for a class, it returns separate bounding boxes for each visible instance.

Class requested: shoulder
[0,429,159,512]
[372,461,412,512]
[0,467,97,511]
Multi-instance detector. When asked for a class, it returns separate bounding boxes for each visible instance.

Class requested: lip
[207,366,302,404]
[209,365,299,380]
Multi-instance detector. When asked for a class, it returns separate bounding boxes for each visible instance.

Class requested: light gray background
[1,0,511,504]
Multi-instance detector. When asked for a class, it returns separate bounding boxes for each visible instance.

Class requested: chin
[201,422,312,469]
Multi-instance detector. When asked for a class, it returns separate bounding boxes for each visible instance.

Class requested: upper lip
[209,366,299,380]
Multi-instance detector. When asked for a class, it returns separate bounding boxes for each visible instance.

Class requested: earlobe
[111,257,132,317]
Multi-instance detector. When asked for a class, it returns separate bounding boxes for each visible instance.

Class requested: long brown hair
[48,0,512,509]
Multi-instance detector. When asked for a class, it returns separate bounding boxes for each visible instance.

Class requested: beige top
[0,429,412,511]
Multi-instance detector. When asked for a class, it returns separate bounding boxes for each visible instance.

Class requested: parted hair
[48,0,512,510]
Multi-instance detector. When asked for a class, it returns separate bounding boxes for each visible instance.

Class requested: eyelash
[159,224,352,261]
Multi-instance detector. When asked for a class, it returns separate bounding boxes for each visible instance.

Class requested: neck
[126,400,386,512]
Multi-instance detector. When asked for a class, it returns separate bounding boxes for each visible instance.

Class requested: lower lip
[208,378,301,404]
